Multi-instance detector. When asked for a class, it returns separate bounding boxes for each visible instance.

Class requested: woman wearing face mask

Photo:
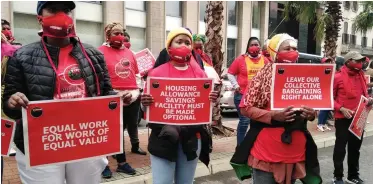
[227,37,269,145]
[141,27,218,184]
[98,22,147,178]
[192,34,213,67]
[2,1,130,183]
[230,33,322,184]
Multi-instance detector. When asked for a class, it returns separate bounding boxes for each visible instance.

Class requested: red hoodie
[334,66,368,119]
[98,46,139,90]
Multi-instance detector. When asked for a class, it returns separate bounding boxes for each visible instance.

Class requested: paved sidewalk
[2,116,373,184]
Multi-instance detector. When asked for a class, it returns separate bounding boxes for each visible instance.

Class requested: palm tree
[283,1,342,60]
[204,1,234,136]
[353,1,373,35]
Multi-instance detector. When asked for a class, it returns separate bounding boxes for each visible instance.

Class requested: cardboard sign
[271,63,335,110]
[349,96,372,140]
[1,118,16,156]
[365,75,371,84]
[135,48,155,76]
[21,96,123,168]
[146,77,213,125]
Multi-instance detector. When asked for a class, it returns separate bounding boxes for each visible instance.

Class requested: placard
[135,48,155,76]
[146,77,213,125]
[349,96,372,140]
[1,118,16,156]
[271,63,335,110]
[22,96,123,168]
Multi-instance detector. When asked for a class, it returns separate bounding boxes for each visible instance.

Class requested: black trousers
[115,98,141,163]
[333,118,364,178]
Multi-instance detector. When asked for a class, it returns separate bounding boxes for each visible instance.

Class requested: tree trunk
[324,1,342,61]
[204,1,235,136]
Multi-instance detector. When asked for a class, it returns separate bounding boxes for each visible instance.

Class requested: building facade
[336,1,373,58]
[1,1,270,68]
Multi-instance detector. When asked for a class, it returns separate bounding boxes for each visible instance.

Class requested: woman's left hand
[300,105,316,121]
[209,91,219,103]
[121,92,132,105]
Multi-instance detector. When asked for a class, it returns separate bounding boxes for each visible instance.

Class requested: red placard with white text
[365,75,371,84]
[135,48,155,76]
[349,96,372,140]
[21,96,123,168]
[271,63,335,110]
[146,77,213,125]
[1,118,16,156]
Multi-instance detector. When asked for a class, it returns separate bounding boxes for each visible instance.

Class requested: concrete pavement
[194,136,373,184]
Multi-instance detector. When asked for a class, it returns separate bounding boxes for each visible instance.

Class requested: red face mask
[349,62,363,71]
[38,12,76,38]
[123,42,131,49]
[248,46,260,57]
[168,46,192,64]
[194,43,203,50]
[2,30,14,41]
[276,51,299,63]
[109,35,125,48]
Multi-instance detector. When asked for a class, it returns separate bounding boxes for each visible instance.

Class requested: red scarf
[340,66,368,99]
[195,49,213,66]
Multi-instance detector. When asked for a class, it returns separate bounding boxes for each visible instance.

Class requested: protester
[141,27,217,184]
[1,19,21,46]
[2,2,132,183]
[98,22,146,178]
[317,57,334,132]
[230,33,322,184]
[192,34,213,67]
[227,37,269,145]
[262,39,272,62]
[123,30,131,49]
[154,27,204,70]
[333,51,373,184]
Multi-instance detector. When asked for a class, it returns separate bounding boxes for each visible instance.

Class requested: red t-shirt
[98,46,139,90]
[228,55,268,94]
[54,44,87,99]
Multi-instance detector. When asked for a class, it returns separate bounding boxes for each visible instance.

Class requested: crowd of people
[1,1,372,184]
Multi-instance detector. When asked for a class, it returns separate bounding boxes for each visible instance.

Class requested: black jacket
[154,48,205,70]
[2,38,116,154]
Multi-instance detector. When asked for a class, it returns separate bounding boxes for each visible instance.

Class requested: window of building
[362,36,367,48]
[252,1,261,29]
[80,1,102,4]
[13,13,41,45]
[351,23,356,35]
[76,20,103,47]
[344,22,348,33]
[199,1,207,22]
[227,1,237,25]
[227,38,237,67]
[126,26,146,52]
[344,1,350,10]
[166,1,182,17]
[126,1,146,11]
[352,1,358,12]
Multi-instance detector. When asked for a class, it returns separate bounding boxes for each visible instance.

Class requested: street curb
[102,127,373,184]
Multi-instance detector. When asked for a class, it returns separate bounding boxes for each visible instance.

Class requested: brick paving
[2,116,373,184]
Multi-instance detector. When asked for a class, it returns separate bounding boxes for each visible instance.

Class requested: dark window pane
[252,1,261,29]
[166,1,182,17]
[200,1,207,21]
[227,1,237,25]
[344,22,348,33]
[227,38,237,67]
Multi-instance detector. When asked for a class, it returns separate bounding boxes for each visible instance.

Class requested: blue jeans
[234,92,251,145]
[253,169,295,184]
[318,110,330,125]
[150,139,201,184]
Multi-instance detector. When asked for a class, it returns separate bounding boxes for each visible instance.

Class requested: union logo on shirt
[115,57,131,79]
[62,64,84,85]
